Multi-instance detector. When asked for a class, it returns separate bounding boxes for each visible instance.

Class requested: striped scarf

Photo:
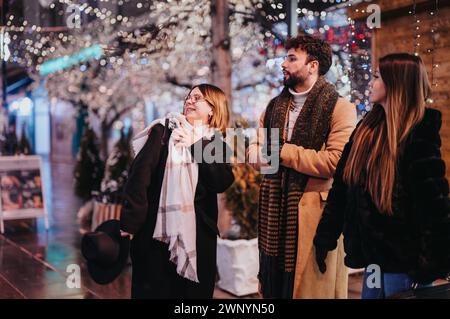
[258,76,338,272]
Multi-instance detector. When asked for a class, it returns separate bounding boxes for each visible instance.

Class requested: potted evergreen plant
[74,126,104,230]
[91,127,133,230]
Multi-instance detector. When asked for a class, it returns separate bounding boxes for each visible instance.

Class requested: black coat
[314,108,450,284]
[120,123,234,298]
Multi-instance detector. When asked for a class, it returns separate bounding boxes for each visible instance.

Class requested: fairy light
[2,0,279,123]
[346,14,355,102]
[430,0,439,91]
[345,0,372,116]
[411,0,421,55]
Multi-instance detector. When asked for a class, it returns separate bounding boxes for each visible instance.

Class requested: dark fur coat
[314,108,450,284]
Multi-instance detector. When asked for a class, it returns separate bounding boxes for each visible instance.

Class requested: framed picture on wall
[0,155,49,234]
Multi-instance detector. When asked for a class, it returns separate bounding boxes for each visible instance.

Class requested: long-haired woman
[313,53,450,298]
[120,84,234,298]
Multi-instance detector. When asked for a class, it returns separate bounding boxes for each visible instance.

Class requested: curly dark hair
[285,35,332,76]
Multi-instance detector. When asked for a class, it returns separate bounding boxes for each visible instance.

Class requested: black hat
[81,220,130,285]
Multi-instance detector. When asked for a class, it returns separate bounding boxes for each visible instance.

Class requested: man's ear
[309,60,319,75]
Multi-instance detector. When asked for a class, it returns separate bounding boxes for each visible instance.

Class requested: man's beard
[283,72,305,88]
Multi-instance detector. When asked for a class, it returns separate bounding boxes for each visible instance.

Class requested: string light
[4,0,374,122]
[5,0,166,68]
[430,0,439,91]
[346,13,355,102]
[2,0,271,119]
[411,0,421,55]
[345,0,372,117]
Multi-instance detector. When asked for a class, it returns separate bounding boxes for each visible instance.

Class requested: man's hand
[258,281,263,298]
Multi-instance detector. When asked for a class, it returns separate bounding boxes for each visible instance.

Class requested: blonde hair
[187,84,230,133]
[343,53,431,215]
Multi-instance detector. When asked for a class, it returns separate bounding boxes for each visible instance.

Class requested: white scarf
[132,112,213,282]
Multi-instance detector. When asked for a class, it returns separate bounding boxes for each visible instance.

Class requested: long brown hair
[343,53,431,214]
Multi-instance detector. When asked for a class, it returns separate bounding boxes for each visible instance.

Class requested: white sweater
[286,86,312,141]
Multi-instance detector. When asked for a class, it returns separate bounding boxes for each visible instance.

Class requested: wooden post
[210,0,232,110]
[211,0,234,237]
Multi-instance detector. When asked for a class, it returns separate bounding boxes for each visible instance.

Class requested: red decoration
[327,29,334,42]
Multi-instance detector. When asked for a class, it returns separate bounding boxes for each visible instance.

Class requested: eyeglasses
[185,94,207,104]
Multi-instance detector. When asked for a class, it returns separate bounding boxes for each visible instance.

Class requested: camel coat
[248,96,357,299]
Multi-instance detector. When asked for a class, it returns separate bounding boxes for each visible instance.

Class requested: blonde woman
[120,84,234,298]
[314,53,450,298]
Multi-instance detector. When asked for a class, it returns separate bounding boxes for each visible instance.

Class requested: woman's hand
[315,248,328,274]
[120,230,134,240]
[172,126,203,148]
